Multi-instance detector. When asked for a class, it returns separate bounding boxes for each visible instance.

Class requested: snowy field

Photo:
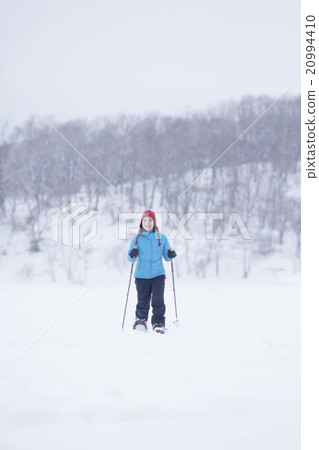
[0,274,300,450]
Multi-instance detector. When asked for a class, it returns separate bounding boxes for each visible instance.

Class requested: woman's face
[142,216,154,232]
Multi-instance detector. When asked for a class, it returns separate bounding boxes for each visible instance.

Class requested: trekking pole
[170,252,179,326]
[122,247,137,331]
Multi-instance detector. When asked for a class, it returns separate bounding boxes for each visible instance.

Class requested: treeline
[0,95,300,277]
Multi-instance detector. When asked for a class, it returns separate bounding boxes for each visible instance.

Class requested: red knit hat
[135,210,161,246]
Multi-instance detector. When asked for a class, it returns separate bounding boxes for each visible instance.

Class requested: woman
[127,210,176,334]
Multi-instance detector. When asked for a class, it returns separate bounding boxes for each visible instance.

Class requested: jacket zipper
[150,235,153,278]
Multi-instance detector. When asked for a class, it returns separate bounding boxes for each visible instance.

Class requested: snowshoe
[152,324,165,334]
[133,319,148,331]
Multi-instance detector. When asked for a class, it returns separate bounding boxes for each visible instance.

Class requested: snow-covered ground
[0,272,300,450]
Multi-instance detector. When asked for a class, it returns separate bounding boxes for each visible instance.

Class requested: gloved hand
[168,249,177,259]
[129,247,138,258]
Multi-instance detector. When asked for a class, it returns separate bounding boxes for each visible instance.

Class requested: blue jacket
[127,231,171,279]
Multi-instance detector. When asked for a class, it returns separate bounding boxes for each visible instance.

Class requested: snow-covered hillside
[0,98,301,449]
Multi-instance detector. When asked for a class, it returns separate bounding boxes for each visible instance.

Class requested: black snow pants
[135,275,166,326]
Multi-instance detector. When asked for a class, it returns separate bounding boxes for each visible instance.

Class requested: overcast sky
[0,0,300,127]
